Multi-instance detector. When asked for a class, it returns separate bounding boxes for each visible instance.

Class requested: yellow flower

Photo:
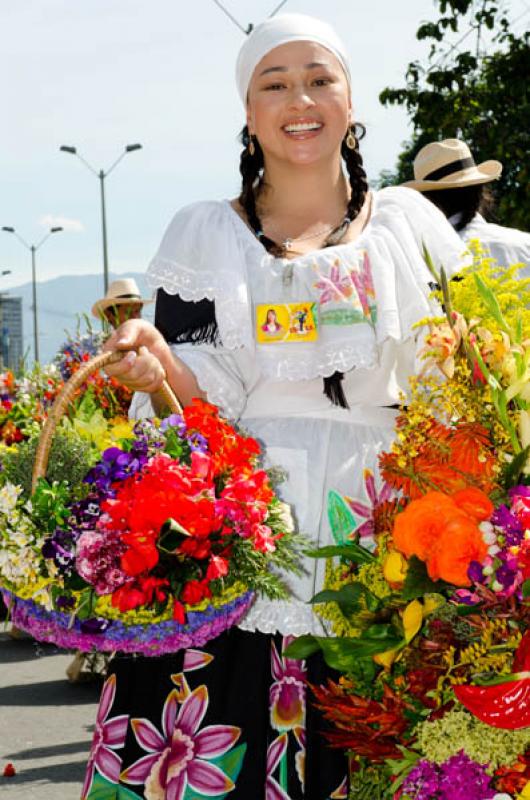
[383,551,408,583]
[518,780,530,799]
[374,600,423,668]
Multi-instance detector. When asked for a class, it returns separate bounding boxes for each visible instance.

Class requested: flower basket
[1,350,301,656]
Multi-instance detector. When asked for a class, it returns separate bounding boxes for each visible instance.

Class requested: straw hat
[91,278,153,319]
[402,138,502,191]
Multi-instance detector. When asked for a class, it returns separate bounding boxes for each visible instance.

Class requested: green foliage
[379,0,529,228]
[402,556,452,600]
[284,625,403,669]
[1,427,96,499]
[305,542,376,564]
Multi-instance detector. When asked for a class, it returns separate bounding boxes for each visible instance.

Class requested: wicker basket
[2,350,255,656]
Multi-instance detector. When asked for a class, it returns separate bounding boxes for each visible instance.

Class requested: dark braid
[343,124,368,225]
[238,127,283,256]
[238,124,369,409]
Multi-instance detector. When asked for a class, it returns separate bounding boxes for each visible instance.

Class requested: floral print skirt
[81,627,348,799]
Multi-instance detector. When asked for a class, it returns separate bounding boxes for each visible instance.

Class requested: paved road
[0,631,101,800]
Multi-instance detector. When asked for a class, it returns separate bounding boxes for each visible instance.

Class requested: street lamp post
[59,143,142,293]
[1,226,63,363]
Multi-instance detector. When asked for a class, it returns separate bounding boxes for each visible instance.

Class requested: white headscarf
[235,13,351,105]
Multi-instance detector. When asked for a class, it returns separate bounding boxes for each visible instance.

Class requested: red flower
[181,579,212,605]
[120,531,159,576]
[172,600,186,624]
[206,555,229,580]
[3,763,16,777]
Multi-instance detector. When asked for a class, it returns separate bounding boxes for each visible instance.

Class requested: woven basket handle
[31,350,182,495]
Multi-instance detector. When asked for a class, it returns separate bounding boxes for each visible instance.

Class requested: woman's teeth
[283,122,322,133]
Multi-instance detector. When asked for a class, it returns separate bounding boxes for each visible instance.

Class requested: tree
[379,0,529,229]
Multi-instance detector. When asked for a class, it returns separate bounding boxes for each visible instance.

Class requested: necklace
[262,214,351,254]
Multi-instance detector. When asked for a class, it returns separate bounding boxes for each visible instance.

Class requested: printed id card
[256,302,319,344]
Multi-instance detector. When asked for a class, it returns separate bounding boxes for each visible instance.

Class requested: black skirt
[81,628,348,799]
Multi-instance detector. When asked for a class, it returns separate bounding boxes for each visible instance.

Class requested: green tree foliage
[379,0,529,229]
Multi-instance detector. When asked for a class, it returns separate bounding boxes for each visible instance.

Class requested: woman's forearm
[156,349,206,410]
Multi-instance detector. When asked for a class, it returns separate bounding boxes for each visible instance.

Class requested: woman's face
[267,310,277,323]
[246,40,351,169]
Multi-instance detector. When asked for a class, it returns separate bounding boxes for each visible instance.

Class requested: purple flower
[401,752,494,800]
[42,528,77,575]
[467,560,484,584]
[495,560,518,590]
[188,432,208,453]
[160,414,186,435]
[491,504,523,545]
[80,617,111,635]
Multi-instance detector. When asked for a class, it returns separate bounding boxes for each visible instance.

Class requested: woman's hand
[102,320,171,394]
[102,318,205,406]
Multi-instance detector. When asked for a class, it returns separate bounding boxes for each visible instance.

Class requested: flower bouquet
[0,351,303,656]
[286,246,530,799]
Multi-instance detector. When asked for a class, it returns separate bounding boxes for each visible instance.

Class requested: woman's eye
[313,78,332,87]
[265,83,286,91]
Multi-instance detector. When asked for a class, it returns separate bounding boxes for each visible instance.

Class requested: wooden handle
[31,350,182,494]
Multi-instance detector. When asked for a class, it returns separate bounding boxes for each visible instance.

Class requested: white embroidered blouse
[133,186,470,635]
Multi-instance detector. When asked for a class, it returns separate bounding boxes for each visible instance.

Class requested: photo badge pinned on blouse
[256,302,319,344]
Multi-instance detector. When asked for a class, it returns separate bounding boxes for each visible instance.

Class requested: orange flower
[452,486,494,522]
[392,489,488,587]
[427,516,488,585]
[393,491,456,560]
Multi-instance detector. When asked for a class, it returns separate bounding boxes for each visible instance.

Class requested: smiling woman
[83,12,470,800]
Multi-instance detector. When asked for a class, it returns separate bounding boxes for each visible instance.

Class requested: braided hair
[238,123,369,407]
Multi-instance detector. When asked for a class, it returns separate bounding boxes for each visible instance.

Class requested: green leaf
[316,632,403,670]
[311,583,379,616]
[282,635,321,660]
[522,580,530,598]
[86,772,139,799]
[305,543,375,564]
[402,556,452,600]
[327,489,358,545]
[502,446,530,490]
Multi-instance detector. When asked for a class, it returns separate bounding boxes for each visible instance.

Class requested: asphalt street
[0,631,101,800]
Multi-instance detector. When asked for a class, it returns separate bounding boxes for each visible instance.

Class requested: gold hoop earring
[248,135,255,156]
[345,127,356,150]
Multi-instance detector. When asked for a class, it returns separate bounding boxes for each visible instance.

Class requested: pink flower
[345,469,393,541]
[270,637,306,732]
[81,674,129,799]
[266,734,291,800]
[314,262,355,305]
[121,684,240,799]
[253,524,281,553]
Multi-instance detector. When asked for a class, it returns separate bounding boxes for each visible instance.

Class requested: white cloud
[38,214,85,233]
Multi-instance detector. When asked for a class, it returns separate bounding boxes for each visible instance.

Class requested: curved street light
[1,226,63,363]
[59,143,142,292]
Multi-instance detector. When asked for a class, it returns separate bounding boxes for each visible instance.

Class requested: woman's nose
[287,85,316,110]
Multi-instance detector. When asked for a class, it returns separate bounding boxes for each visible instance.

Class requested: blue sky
[1,0,527,294]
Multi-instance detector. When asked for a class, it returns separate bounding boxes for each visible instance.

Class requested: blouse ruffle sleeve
[147,201,254,351]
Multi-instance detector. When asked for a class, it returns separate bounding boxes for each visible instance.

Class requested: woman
[83,14,468,800]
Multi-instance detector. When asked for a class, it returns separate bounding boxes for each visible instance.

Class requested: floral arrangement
[54,321,132,416]
[286,245,530,799]
[1,393,303,656]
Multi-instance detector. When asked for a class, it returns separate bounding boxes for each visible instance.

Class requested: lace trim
[258,339,379,381]
[237,597,330,636]
[148,255,252,351]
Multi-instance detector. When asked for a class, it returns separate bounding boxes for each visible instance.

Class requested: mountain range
[3,272,155,367]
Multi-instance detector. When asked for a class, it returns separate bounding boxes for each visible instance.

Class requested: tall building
[0,295,24,371]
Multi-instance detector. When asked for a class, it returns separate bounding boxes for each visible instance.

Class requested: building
[0,295,24,371]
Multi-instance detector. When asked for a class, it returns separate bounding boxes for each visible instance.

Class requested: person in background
[91,277,152,329]
[403,138,530,273]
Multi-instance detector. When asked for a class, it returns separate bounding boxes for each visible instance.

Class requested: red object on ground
[2,763,16,777]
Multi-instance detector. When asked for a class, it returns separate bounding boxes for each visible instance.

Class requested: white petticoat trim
[237,597,329,636]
